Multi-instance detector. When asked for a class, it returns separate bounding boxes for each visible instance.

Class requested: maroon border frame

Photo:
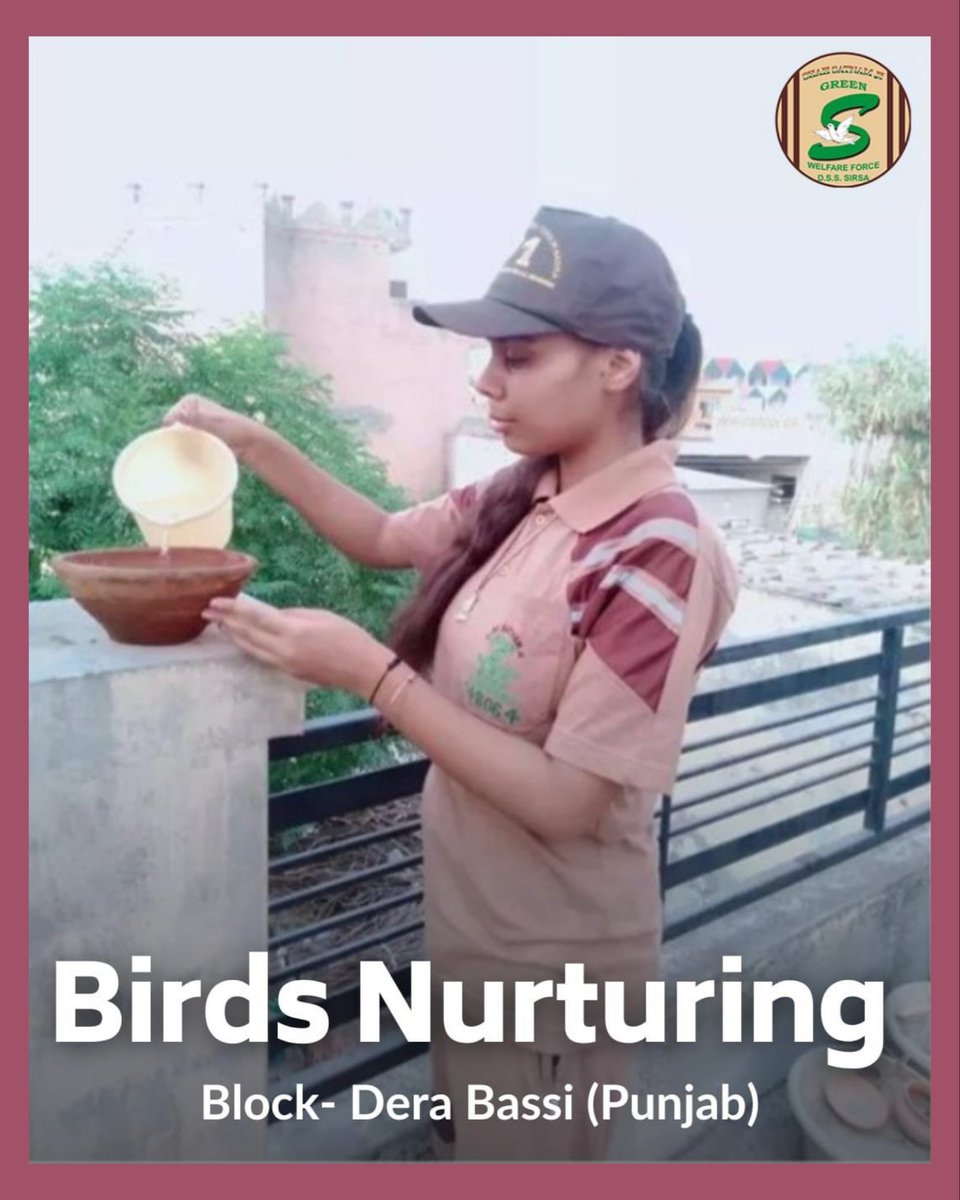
[13,13,958,1197]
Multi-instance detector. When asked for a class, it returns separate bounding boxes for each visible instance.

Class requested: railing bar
[269,887,424,950]
[270,761,427,810]
[268,1030,421,1109]
[893,719,930,737]
[681,694,877,753]
[266,620,930,762]
[865,626,905,832]
[704,606,928,666]
[658,794,673,901]
[677,714,874,782]
[890,737,931,761]
[260,608,931,1098]
[269,819,421,874]
[664,805,930,939]
[269,760,429,834]
[672,758,874,837]
[269,708,387,760]
[270,764,931,1032]
[666,767,929,888]
[692,640,929,722]
[898,643,930,668]
[269,853,423,915]
[690,654,881,720]
[670,738,876,813]
[269,918,424,985]
[267,643,930,763]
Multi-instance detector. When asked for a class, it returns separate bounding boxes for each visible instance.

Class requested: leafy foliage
[29,263,419,786]
[817,344,930,562]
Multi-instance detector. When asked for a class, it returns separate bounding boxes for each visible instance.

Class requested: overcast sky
[29,37,930,365]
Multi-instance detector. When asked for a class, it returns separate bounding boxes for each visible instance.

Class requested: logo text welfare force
[776,52,911,187]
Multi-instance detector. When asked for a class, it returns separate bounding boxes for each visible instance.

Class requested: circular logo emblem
[776,52,911,187]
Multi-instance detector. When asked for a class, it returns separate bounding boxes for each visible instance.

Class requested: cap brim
[412,298,563,340]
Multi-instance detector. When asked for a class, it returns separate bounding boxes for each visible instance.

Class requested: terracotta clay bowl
[823,1072,890,1131]
[51,547,258,646]
[893,1079,930,1146]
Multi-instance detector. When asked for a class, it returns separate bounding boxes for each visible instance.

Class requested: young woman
[166,207,739,1161]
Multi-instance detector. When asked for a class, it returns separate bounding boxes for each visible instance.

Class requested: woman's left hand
[204,594,387,695]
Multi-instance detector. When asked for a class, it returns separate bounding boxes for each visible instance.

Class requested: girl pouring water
[165,207,739,1161]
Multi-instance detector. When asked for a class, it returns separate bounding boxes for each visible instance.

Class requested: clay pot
[893,1079,930,1146]
[51,547,258,646]
[823,1073,890,1131]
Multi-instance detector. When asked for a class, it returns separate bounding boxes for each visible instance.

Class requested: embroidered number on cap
[513,237,541,269]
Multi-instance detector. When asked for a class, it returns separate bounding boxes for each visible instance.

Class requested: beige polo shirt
[381,441,739,1047]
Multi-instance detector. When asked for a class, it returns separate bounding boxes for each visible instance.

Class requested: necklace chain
[454,505,553,622]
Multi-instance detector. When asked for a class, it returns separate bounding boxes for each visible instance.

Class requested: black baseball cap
[412,206,686,357]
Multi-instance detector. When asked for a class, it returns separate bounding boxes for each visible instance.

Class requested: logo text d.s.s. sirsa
[776,52,911,188]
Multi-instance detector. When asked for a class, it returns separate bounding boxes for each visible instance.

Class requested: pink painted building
[264,197,477,500]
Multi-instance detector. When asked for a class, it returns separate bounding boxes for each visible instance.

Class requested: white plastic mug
[112,424,239,549]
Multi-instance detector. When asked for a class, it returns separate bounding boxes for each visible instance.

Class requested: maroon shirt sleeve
[545,492,737,792]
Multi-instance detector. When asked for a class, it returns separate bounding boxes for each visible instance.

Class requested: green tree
[30,265,191,580]
[29,263,418,786]
[817,344,930,562]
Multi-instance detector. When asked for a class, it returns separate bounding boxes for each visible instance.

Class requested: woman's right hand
[162,394,265,461]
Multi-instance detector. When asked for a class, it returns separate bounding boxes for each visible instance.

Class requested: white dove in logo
[815,115,858,145]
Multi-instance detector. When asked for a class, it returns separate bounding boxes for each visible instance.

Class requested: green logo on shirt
[467,627,523,726]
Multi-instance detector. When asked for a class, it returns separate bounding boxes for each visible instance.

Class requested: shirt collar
[533,440,681,533]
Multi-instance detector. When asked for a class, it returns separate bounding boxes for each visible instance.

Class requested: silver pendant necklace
[455,592,481,621]
[453,507,553,622]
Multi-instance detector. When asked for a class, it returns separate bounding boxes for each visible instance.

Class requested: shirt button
[534,513,547,526]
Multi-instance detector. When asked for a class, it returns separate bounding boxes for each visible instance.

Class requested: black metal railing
[265,605,930,1108]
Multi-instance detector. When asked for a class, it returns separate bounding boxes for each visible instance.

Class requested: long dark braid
[389,316,703,671]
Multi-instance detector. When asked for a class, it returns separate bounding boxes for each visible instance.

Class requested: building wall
[264,199,476,500]
[682,485,771,528]
[107,192,849,513]
[451,431,773,529]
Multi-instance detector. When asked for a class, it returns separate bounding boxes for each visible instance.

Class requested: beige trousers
[429,1033,637,1162]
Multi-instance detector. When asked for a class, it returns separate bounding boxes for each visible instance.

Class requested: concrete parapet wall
[30,601,305,1162]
